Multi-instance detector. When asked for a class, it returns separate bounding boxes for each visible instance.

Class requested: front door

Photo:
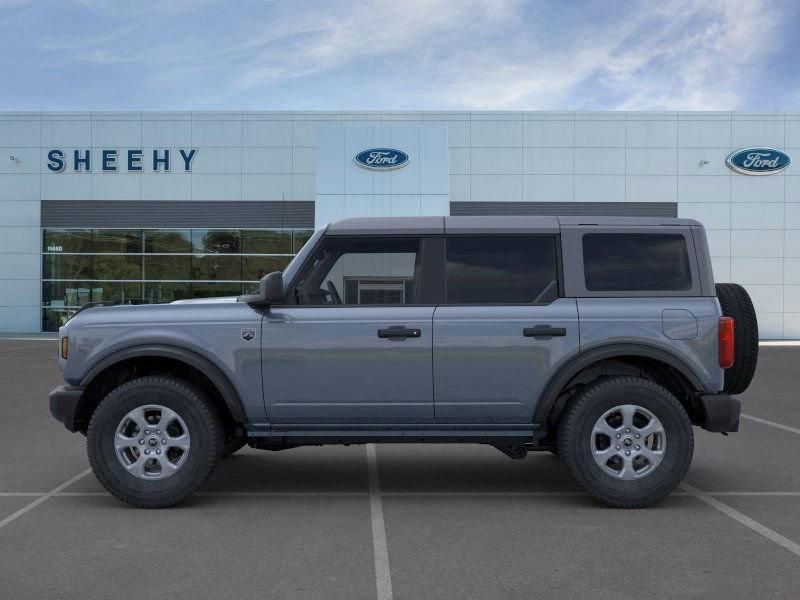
[433,235,580,424]
[262,236,434,425]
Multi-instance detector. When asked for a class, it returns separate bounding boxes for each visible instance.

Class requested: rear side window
[445,236,559,304]
[582,233,692,292]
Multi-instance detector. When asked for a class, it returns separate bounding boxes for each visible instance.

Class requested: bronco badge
[241,328,256,341]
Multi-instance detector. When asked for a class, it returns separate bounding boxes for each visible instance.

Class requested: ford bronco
[49,216,758,508]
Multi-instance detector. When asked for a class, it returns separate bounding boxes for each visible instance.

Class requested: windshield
[281,227,325,286]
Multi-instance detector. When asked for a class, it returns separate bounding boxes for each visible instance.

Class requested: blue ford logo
[726,147,790,175]
[354,148,409,170]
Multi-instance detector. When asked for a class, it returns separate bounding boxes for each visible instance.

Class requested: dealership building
[0,110,798,337]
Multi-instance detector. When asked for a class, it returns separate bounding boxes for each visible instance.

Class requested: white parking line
[680,482,800,558]
[742,414,800,436]
[367,443,394,600]
[0,469,91,531]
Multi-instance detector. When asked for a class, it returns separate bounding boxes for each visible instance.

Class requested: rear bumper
[49,385,85,432]
[698,392,741,433]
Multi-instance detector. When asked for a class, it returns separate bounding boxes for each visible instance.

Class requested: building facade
[0,111,798,337]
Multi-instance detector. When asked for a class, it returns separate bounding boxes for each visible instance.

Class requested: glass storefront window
[242,256,292,281]
[43,229,92,253]
[192,229,241,253]
[92,255,143,280]
[43,254,92,279]
[191,255,243,280]
[93,229,142,253]
[41,227,314,331]
[143,282,192,304]
[190,282,243,298]
[144,230,192,253]
[144,255,192,280]
[293,230,314,253]
[242,230,291,254]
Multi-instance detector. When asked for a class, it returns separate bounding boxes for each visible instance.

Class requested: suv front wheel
[87,375,224,508]
[557,376,693,508]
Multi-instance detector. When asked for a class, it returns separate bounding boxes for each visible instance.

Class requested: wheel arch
[534,343,705,429]
[77,344,246,432]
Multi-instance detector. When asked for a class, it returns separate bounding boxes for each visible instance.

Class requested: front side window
[295,238,421,305]
[582,233,692,292]
[445,236,559,304]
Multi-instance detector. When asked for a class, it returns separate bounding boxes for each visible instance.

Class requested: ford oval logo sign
[354,148,409,170]
[726,147,790,175]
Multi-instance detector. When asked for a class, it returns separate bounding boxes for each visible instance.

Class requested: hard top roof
[326,215,701,235]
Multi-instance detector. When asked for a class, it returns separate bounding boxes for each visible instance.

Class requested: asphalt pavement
[1,340,799,600]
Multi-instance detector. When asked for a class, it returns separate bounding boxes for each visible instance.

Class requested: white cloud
[2,0,793,109]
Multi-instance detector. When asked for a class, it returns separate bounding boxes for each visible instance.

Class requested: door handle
[378,326,422,339]
[523,325,567,338]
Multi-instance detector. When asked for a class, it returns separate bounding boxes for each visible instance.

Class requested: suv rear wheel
[557,376,693,508]
[87,375,223,508]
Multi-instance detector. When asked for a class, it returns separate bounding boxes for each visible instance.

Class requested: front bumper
[49,385,85,432]
[698,392,741,433]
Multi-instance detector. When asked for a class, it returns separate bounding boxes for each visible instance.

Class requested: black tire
[222,435,247,457]
[557,376,693,508]
[87,375,224,508]
[716,283,759,394]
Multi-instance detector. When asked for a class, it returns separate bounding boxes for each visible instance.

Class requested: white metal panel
[574,148,625,174]
[523,148,573,174]
[732,203,784,229]
[732,120,785,149]
[678,176,731,203]
[0,227,39,253]
[573,175,625,202]
[522,174,573,202]
[192,173,242,200]
[626,120,677,148]
[732,257,783,285]
[626,175,677,203]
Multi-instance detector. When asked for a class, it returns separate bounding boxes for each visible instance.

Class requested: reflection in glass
[292,229,314,253]
[191,282,243,298]
[144,255,192,280]
[242,230,291,254]
[191,255,242,280]
[43,229,92,253]
[243,256,291,281]
[143,283,192,304]
[93,229,142,253]
[145,230,192,253]
[43,254,92,279]
[192,229,241,253]
[92,255,143,280]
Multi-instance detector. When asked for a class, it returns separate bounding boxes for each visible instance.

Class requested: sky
[1,0,798,111]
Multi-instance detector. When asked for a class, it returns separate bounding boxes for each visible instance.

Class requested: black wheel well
[546,355,702,429]
[76,356,239,435]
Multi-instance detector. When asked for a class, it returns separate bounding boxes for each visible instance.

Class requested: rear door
[433,235,579,424]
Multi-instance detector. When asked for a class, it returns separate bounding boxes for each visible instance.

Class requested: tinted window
[296,238,420,305]
[446,236,558,304]
[583,233,692,291]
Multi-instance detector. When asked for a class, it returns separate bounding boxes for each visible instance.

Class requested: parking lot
[1,340,800,599]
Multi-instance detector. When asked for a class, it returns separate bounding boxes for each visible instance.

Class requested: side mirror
[263,271,284,304]
[237,271,283,307]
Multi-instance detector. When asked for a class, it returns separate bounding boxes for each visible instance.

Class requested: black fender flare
[80,344,247,423]
[533,343,704,427]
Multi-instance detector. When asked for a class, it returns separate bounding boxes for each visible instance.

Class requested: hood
[170,297,238,304]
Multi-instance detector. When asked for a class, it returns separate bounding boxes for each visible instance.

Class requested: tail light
[718,317,734,369]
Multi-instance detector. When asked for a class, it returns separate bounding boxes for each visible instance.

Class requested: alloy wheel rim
[114,405,191,480]
[589,404,666,480]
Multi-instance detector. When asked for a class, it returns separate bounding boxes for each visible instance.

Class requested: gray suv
[49,216,758,508]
